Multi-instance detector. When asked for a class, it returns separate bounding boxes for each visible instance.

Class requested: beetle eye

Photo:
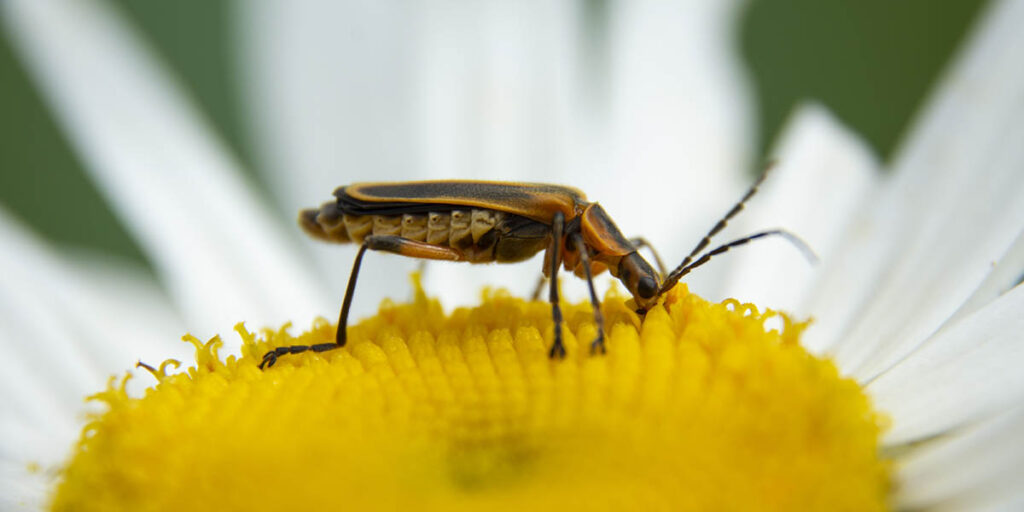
[637,277,658,299]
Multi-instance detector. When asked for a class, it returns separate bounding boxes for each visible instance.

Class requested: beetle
[259,174,812,369]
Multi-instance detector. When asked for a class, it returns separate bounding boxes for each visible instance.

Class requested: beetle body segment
[302,202,553,265]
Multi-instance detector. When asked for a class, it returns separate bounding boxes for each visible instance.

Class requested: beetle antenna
[664,161,776,287]
[659,229,817,294]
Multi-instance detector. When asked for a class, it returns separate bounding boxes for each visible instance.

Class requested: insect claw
[258,351,278,370]
[548,341,567,359]
[589,334,606,355]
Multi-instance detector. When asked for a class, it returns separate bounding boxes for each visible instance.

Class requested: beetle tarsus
[589,333,606,355]
[259,353,276,369]
[258,343,342,370]
[548,340,567,359]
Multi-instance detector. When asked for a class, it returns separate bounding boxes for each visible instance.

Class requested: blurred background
[0,0,986,264]
[0,0,991,334]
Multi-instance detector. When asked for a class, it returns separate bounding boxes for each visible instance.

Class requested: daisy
[2,0,1022,510]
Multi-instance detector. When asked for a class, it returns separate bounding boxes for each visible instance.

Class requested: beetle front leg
[571,233,606,355]
[547,213,566,359]
[629,237,667,278]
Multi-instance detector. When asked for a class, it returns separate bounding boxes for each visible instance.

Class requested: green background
[0,0,988,267]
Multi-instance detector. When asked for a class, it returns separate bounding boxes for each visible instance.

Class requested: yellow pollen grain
[50,278,890,511]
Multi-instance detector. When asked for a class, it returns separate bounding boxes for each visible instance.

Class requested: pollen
[50,277,890,511]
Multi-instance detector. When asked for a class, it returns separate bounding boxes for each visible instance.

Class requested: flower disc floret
[51,279,890,511]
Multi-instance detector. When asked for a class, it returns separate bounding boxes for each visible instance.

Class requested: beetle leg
[628,237,667,278]
[338,237,462,347]
[571,233,606,355]
[363,235,465,261]
[260,243,371,369]
[547,213,567,359]
[530,275,547,301]
[260,236,469,369]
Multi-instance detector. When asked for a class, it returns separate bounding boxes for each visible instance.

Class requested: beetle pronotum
[259,174,813,369]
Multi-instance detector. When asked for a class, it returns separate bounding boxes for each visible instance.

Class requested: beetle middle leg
[547,212,567,359]
[260,236,463,369]
[570,232,606,354]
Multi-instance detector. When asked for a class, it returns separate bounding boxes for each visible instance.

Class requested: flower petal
[236,1,580,308]
[0,207,188,509]
[0,210,111,414]
[0,210,186,379]
[717,103,879,326]
[3,0,332,334]
[867,281,1024,445]
[236,1,753,307]
[0,460,49,511]
[895,405,1024,511]
[810,0,1024,380]
[945,227,1024,325]
[604,0,751,297]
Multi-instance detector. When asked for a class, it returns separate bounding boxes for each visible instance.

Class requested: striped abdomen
[300,203,548,263]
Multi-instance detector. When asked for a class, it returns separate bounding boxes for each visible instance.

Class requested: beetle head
[618,252,661,311]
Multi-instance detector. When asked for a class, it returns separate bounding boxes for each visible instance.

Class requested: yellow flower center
[50,278,890,511]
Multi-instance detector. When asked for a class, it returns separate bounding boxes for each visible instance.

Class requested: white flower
[1,0,1022,509]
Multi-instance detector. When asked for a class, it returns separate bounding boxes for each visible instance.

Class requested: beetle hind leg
[259,342,340,370]
[260,236,467,370]
[260,244,372,369]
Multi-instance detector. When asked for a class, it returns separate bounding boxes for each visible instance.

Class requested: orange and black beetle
[260,176,811,369]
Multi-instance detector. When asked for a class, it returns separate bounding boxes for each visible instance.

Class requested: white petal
[3,0,332,335]
[604,0,751,298]
[810,0,1024,379]
[717,103,880,325]
[0,459,50,511]
[237,0,423,213]
[867,282,1024,445]
[237,1,581,310]
[59,249,186,363]
[945,227,1024,325]
[0,211,111,413]
[938,493,1024,512]
[896,405,1024,511]
[0,208,189,508]
[237,1,754,309]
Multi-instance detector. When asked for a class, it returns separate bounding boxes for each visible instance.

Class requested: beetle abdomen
[300,202,534,263]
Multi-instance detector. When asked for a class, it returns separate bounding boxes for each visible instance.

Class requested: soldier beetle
[259,173,814,369]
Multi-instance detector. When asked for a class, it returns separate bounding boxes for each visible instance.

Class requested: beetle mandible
[259,174,812,369]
